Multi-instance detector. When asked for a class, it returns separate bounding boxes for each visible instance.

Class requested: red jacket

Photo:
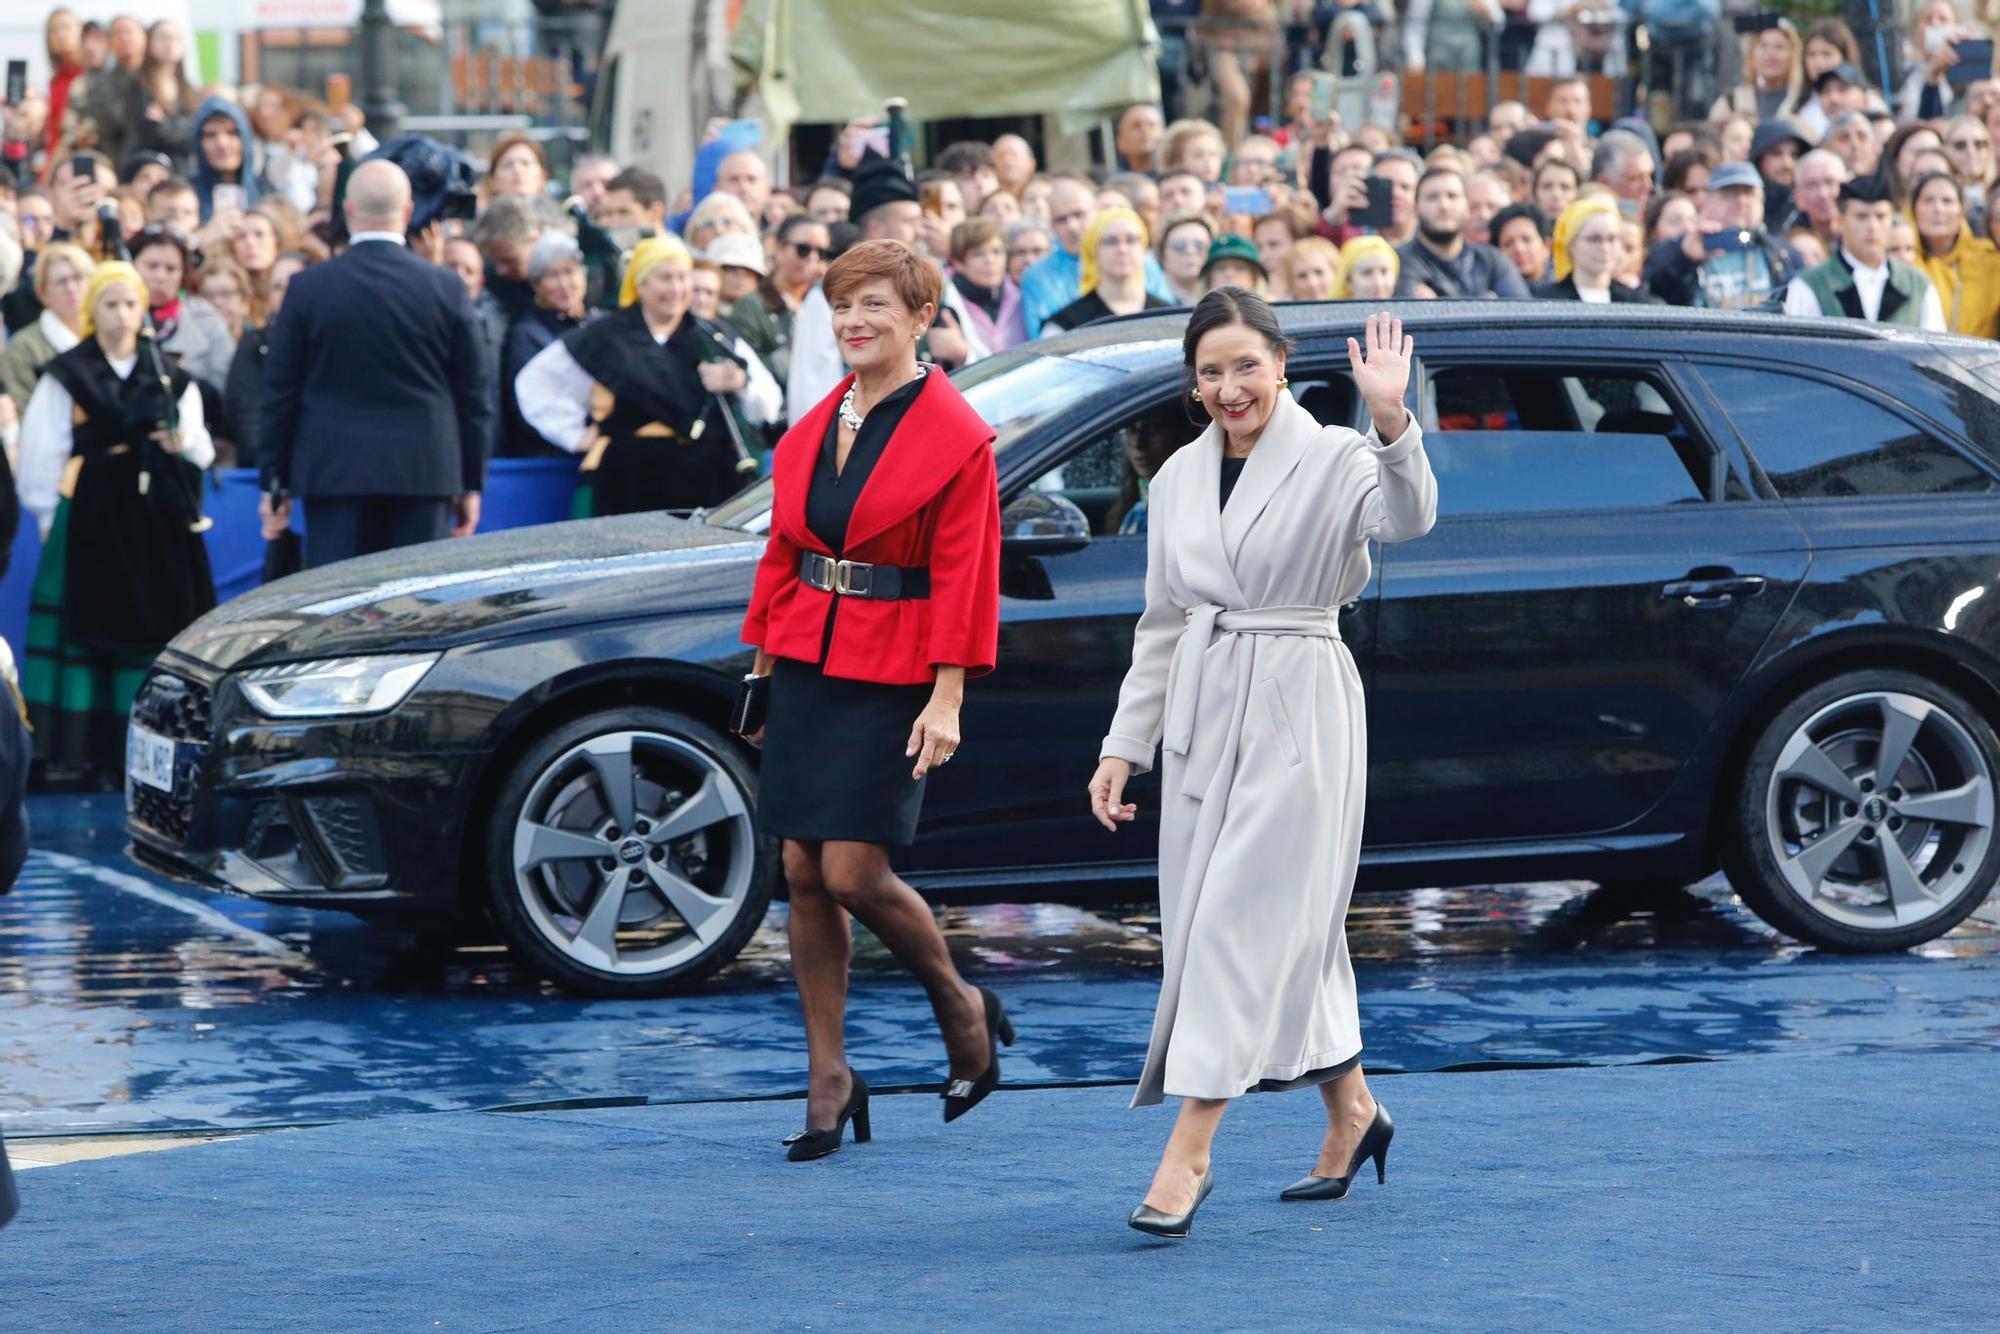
[742,370,1000,686]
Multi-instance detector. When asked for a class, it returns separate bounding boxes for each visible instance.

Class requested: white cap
[703,231,768,276]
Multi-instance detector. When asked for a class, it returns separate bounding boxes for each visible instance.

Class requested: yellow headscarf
[1552,196,1619,283]
[1079,207,1149,297]
[617,234,694,308]
[78,261,144,339]
[1333,236,1398,299]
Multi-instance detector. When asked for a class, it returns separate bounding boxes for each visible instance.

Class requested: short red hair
[822,238,942,313]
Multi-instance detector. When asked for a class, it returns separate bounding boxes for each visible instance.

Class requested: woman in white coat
[1088,295,1436,1238]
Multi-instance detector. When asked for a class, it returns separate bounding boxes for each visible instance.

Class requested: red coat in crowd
[742,370,1001,686]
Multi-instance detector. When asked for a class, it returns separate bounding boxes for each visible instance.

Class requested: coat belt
[1162,603,1339,791]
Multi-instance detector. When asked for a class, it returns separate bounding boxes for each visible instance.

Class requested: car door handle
[1661,573,1767,610]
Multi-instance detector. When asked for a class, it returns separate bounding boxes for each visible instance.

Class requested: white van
[586,0,735,197]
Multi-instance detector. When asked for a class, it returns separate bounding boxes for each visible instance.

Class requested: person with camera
[1642,160,1802,307]
[738,239,1008,1162]
[1898,0,1988,122]
[257,161,493,568]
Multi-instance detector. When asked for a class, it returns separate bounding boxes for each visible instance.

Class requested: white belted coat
[1100,393,1437,1107]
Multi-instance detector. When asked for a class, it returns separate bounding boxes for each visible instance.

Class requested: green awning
[734,0,1161,137]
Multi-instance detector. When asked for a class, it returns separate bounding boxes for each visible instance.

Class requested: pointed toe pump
[941,987,1015,1124]
[1280,1103,1393,1201]
[1129,1169,1215,1239]
[783,1071,871,1162]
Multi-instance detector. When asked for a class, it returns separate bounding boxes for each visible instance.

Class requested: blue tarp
[0,457,582,660]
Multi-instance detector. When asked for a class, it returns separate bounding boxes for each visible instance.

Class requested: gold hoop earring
[1190,388,1203,402]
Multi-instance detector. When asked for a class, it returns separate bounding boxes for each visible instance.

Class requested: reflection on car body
[126,304,2000,994]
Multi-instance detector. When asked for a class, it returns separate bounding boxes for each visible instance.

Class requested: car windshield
[702,351,1129,533]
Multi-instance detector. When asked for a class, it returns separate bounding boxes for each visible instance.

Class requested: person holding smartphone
[1643,160,1803,308]
[188,96,268,223]
[1898,0,1988,122]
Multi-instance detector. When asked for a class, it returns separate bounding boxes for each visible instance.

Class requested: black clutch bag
[730,672,771,737]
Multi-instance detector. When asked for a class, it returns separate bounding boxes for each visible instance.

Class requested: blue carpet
[6,1052,1996,1331]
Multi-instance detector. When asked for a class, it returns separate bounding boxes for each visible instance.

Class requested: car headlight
[238,653,439,718]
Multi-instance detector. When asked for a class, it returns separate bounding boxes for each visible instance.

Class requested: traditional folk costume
[1101,393,1436,1106]
[17,264,216,774]
[514,237,781,518]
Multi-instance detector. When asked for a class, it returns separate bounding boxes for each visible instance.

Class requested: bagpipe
[98,204,211,535]
[567,197,760,477]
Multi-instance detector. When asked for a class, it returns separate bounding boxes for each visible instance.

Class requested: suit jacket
[259,239,494,499]
[742,371,1000,686]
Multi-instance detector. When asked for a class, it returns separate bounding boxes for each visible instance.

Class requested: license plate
[127,723,179,793]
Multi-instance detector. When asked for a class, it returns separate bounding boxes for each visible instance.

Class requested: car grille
[128,672,213,842]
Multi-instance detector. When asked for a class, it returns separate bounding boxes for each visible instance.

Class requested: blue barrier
[0,457,581,659]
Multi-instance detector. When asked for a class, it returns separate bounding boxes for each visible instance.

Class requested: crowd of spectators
[5,2,2000,780]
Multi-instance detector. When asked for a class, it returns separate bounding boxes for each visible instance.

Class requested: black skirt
[757,657,933,846]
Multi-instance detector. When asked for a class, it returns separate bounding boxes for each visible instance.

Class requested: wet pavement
[4,793,1998,1136]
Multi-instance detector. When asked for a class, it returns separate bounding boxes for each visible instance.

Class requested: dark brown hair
[1181,286,1293,419]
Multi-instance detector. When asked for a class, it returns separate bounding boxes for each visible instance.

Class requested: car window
[1029,400,1194,536]
[1700,364,1996,499]
[703,352,1132,534]
[1422,365,1712,516]
[1289,375,1356,428]
[1023,375,1360,537]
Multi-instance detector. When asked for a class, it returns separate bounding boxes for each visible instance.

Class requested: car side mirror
[1000,491,1092,558]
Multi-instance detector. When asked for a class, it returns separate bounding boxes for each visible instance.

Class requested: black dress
[1041,290,1174,334]
[757,373,936,846]
[560,305,756,516]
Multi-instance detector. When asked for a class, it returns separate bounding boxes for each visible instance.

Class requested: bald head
[345,160,413,233]
[714,148,771,215]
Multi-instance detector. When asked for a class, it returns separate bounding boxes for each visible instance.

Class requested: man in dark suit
[258,160,494,568]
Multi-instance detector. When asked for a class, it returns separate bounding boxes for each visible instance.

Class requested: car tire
[484,706,775,996]
[1722,669,2000,951]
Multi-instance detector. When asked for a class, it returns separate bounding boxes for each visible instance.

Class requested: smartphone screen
[1223,185,1275,216]
[212,183,246,215]
[5,60,26,106]
[1310,71,1335,123]
[1949,39,1993,86]
[858,125,891,158]
[1351,177,1395,229]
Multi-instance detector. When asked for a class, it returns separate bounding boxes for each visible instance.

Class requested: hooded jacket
[1911,219,2000,339]
[189,96,269,221]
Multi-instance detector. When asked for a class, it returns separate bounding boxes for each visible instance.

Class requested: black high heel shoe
[1280,1103,1393,1201]
[783,1071,871,1162]
[1129,1168,1215,1239]
[941,987,1015,1123]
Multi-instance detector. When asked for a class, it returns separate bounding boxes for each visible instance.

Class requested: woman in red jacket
[741,239,1010,1162]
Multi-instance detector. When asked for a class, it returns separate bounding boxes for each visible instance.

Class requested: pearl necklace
[840,364,928,433]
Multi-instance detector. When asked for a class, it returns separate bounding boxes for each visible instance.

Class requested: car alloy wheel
[1731,671,2000,950]
[502,719,763,986]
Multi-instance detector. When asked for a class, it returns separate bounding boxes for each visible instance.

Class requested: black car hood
[172,513,765,670]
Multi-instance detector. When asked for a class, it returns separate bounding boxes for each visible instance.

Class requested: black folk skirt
[757,656,933,847]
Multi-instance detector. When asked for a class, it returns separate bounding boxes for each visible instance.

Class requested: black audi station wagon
[127,305,2000,995]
